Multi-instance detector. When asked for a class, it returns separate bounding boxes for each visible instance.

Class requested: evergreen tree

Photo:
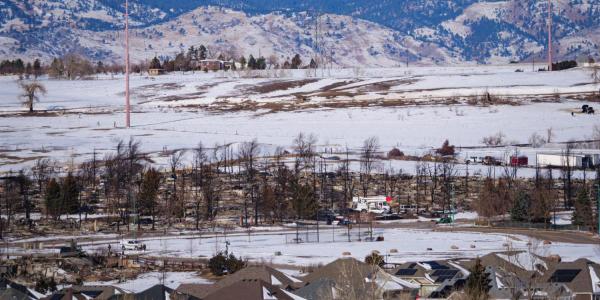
[465,257,490,300]
[291,182,318,219]
[239,56,247,69]
[49,58,64,78]
[45,178,61,219]
[25,62,33,78]
[573,188,593,227]
[95,61,105,74]
[33,59,42,78]
[198,45,207,60]
[149,56,162,69]
[309,58,318,69]
[510,190,530,222]
[139,168,161,229]
[61,173,80,214]
[291,54,302,69]
[14,58,24,74]
[256,56,267,70]
[247,55,257,70]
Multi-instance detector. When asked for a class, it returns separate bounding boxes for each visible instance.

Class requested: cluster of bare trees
[2,134,600,235]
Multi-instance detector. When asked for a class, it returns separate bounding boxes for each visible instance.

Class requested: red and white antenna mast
[547,0,553,71]
[125,0,131,127]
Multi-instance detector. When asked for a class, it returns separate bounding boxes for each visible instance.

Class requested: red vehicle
[510,156,528,166]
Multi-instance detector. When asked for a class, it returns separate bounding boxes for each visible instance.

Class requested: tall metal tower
[125,0,131,127]
[547,0,553,71]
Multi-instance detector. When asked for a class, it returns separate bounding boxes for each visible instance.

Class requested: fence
[284,224,385,244]
[491,221,592,232]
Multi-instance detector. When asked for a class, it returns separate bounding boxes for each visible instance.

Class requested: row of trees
[0,59,42,78]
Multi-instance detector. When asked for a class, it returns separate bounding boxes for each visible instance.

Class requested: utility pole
[547,0,553,72]
[125,0,131,128]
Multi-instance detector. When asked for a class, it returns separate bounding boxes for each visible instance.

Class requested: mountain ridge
[1,0,599,66]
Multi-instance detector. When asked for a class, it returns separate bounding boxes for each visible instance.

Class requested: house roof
[300,258,418,299]
[539,258,600,294]
[176,266,302,299]
[293,278,336,300]
[108,284,173,300]
[214,265,301,289]
[45,285,127,300]
[202,279,302,300]
[0,278,40,300]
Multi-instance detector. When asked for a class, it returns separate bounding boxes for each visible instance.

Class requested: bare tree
[360,136,380,196]
[192,142,207,229]
[168,149,185,224]
[239,139,261,226]
[32,158,53,194]
[19,81,47,113]
[561,143,574,208]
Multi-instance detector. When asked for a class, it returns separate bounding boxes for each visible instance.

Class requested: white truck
[120,239,147,251]
[351,196,392,214]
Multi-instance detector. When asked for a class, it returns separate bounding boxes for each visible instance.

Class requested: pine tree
[25,62,33,78]
[291,54,302,69]
[256,56,267,69]
[199,45,207,60]
[510,190,530,222]
[247,55,257,70]
[309,58,318,69]
[465,257,490,300]
[139,168,161,229]
[239,56,247,69]
[572,188,593,227]
[33,59,42,78]
[61,173,80,214]
[45,178,61,219]
[149,56,162,69]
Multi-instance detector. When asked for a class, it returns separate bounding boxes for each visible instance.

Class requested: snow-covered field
[77,227,600,266]
[0,66,599,173]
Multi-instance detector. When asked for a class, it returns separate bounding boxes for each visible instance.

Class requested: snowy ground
[77,227,600,266]
[0,66,599,174]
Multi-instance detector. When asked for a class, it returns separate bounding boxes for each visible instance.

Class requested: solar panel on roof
[432,269,459,277]
[548,269,581,283]
[396,269,418,276]
[408,263,417,269]
[422,261,449,270]
[434,275,455,283]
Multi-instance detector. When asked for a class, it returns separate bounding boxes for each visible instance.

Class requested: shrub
[364,252,385,267]
[387,148,404,159]
[208,252,246,276]
[481,132,506,146]
[436,140,455,156]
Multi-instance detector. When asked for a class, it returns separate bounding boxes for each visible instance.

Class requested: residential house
[299,258,419,300]
[174,265,303,300]
[0,278,42,300]
[43,285,126,300]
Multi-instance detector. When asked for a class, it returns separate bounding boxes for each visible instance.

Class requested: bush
[208,252,246,276]
[387,148,404,159]
[436,140,455,156]
[481,132,506,146]
[552,60,577,71]
[364,252,385,267]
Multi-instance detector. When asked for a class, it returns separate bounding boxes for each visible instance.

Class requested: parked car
[119,240,147,251]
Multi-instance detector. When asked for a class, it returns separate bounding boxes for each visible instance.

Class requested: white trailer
[351,196,391,214]
[535,153,600,168]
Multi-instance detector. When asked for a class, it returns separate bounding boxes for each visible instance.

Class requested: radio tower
[125,0,131,127]
[547,0,553,71]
